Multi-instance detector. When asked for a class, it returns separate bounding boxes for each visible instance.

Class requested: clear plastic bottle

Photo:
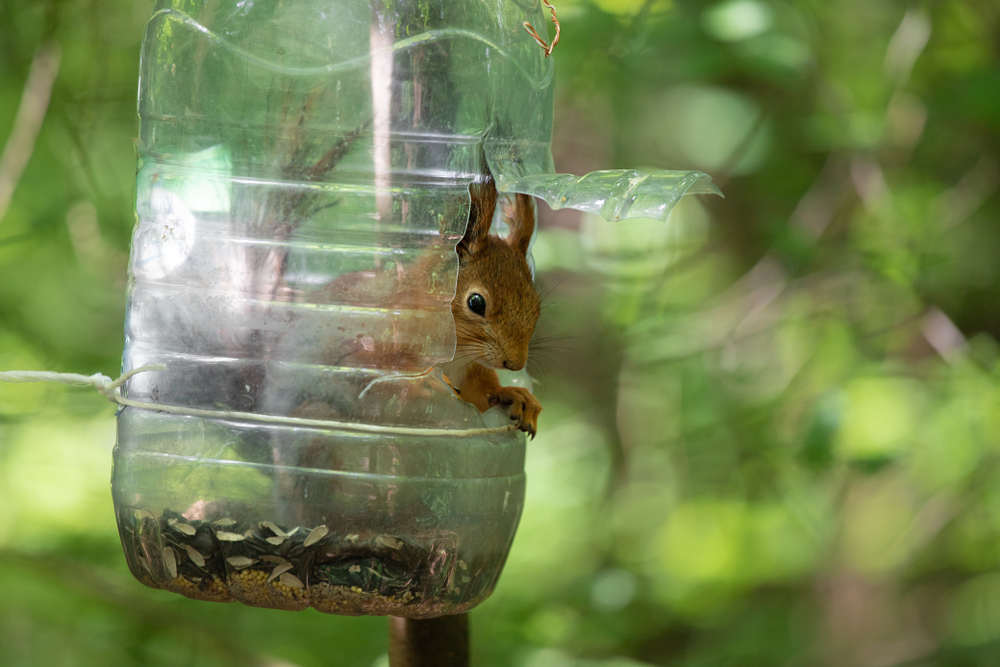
[114,0,554,617]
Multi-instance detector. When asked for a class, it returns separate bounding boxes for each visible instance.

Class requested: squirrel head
[452,174,540,372]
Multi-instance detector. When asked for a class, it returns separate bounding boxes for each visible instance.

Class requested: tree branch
[0,41,61,226]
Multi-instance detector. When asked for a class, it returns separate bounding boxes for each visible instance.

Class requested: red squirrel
[440,173,543,437]
[306,171,543,436]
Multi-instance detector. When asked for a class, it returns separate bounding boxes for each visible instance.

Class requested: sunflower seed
[266,562,294,584]
[346,534,359,541]
[266,536,285,546]
[376,535,402,550]
[216,531,245,542]
[167,518,177,526]
[162,547,177,578]
[349,565,361,574]
[303,525,329,547]
[261,521,288,538]
[226,556,256,569]
[260,555,287,564]
[279,572,304,589]
[213,518,236,527]
[174,522,196,536]
[458,560,467,570]
[184,545,206,568]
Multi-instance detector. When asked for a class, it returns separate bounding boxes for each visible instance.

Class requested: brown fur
[447,174,543,437]
[307,173,544,436]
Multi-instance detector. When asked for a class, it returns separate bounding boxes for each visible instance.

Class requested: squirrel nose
[503,359,524,371]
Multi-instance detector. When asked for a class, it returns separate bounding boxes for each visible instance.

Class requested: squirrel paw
[488,387,542,439]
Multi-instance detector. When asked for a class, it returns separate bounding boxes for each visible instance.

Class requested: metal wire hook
[523,0,561,58]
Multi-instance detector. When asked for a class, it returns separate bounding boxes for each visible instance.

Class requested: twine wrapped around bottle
[0,366,516,436]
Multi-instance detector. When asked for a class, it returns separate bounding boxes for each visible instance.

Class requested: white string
[0,365,517,437]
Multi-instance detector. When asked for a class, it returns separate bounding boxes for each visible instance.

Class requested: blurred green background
[3,0,1000,665]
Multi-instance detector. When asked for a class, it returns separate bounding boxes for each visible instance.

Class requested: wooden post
[388,614,470,667]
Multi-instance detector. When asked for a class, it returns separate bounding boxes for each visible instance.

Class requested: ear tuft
[458,174,497,257]
[502,193,535,257]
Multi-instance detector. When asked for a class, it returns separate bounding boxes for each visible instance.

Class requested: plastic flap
[491,166,722,223]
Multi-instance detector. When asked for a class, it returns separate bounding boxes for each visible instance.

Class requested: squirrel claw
[488,386,542,439]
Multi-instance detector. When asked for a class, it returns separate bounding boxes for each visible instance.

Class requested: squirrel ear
[503,193,535,257]
[458,174,497,256]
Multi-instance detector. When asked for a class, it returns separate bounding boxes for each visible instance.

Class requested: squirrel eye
[467,293,486,316]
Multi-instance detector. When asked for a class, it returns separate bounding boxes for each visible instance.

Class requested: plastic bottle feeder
[112,0,717,618]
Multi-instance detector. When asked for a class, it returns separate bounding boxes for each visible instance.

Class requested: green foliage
[3,0,1000,665]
